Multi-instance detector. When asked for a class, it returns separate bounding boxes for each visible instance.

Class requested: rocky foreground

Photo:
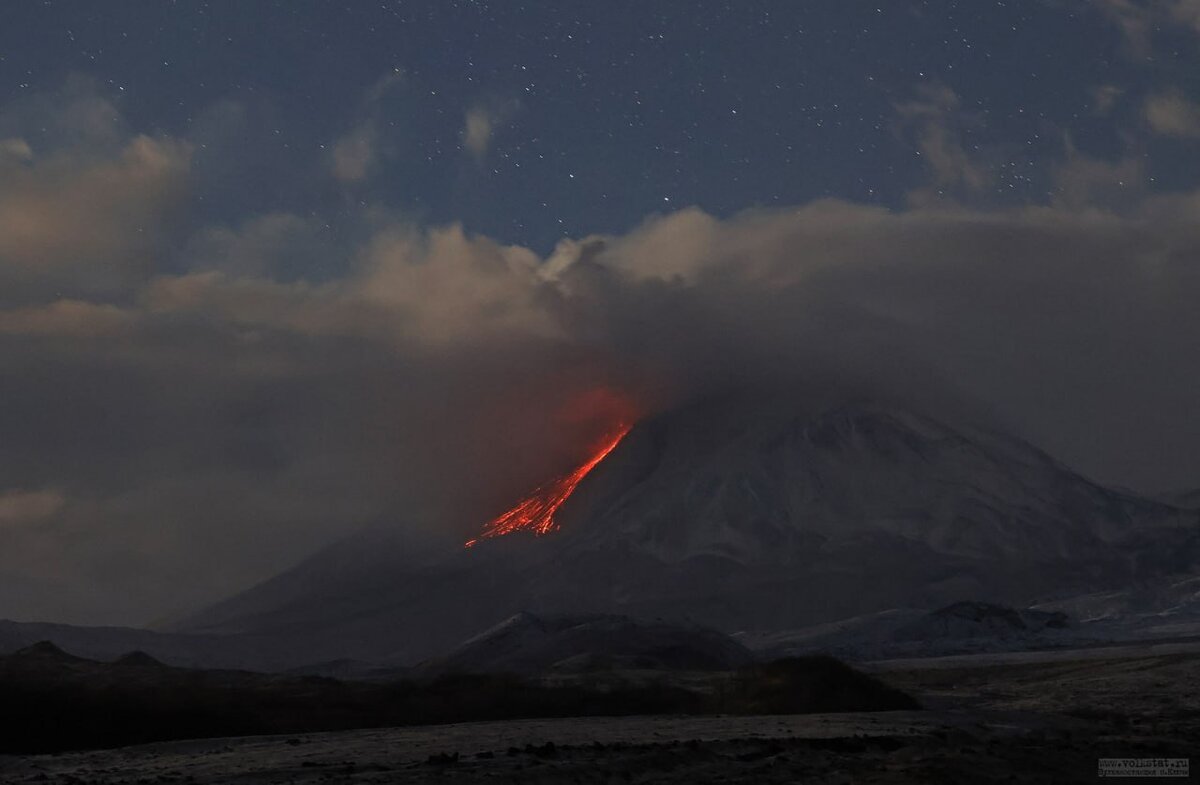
[2,646,1197,784]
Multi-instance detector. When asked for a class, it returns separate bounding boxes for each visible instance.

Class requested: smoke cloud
[2,82,1200,625]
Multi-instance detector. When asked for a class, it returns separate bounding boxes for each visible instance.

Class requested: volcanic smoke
[466,422,633,547]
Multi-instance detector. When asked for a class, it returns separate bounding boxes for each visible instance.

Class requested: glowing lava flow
[465,422,632,547]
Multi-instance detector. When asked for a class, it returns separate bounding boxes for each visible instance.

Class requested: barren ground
[2,648,1197,784]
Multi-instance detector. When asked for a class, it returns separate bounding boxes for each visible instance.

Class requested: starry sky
[1,1,1200,625]
[5,0,1198,252]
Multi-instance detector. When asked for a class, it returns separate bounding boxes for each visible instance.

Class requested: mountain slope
[559,397,1186,563]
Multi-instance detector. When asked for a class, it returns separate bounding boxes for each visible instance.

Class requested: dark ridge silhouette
[13,640,82,660]
[0,646,916,755]
[731,657,920,714]
[112,650,165,666]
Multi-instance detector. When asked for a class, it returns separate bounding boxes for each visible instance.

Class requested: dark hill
[0,644,914,754]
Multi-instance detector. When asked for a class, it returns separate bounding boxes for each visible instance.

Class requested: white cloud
[0,489,65,528]
[331,122,379,183]
[1090,84,1125,115]
[0,137,32,164]
[0,299,136,337]
[1145,91,1200,138]
[894,85,991,203]
[1168,0,1200,31]
[463,100,517,162]
[1095,0,1200,53]
[0,133,191,300]
[463,105,495,160]
[1053,136,1145,209]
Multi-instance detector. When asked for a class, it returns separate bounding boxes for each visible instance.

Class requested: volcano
[169,393,1200,668]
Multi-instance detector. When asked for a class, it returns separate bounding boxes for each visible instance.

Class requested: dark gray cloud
[1,81,1200,626]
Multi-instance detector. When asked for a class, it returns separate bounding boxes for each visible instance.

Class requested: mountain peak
[14,640,80,660]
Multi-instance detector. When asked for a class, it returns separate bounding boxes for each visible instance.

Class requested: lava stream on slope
[466,422,632,547]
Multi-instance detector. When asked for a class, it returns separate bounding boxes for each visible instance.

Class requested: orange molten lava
[466,422,632,547]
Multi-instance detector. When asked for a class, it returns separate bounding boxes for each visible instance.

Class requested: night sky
[1,1,1199,625]
[6,1,1198,251]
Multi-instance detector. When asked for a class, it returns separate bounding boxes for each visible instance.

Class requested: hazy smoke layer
[2,81,1200,624]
